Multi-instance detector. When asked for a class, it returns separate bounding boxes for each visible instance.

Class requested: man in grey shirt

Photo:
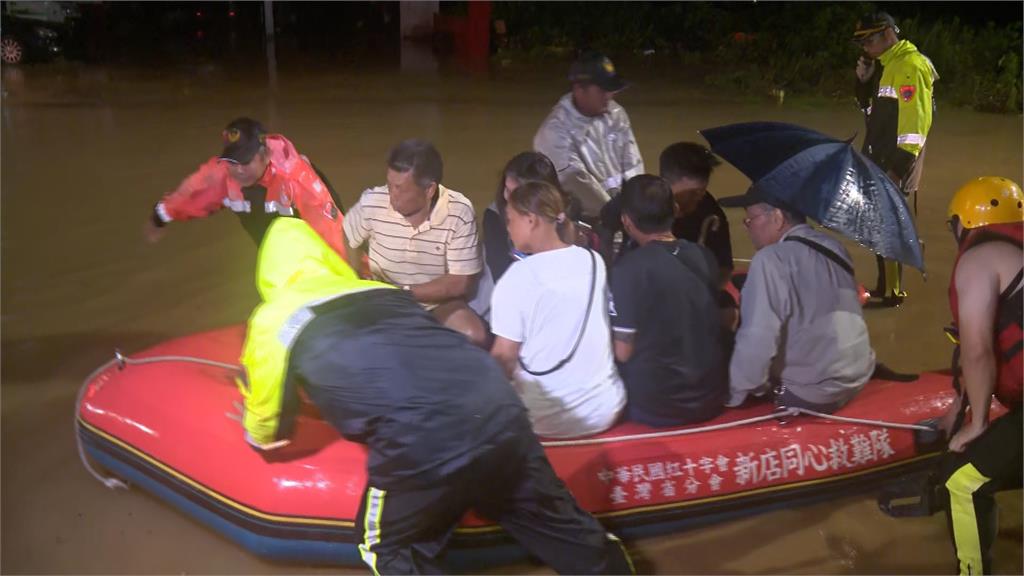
[719,187,875,412]
[534,51,644,219]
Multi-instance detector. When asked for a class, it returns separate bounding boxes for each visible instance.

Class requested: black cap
[568,51,627,92]
[719,186,783,209]
[853,12,898,40]
[219,117,267,164]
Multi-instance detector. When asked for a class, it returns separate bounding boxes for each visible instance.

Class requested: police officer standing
[853,12,939,307]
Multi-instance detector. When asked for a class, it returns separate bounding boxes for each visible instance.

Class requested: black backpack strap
[998,267,1023,304]
[996,268,1023,362]
[663,241,717,293]
[784,236,855,277]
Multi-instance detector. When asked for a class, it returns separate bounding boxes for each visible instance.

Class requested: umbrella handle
[698,215,721,246]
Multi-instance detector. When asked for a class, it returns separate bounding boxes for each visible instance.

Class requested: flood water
[2,57,1022,574]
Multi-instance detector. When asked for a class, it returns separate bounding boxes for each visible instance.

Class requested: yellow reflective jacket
[856,39,939,181]
[239,218,393,448]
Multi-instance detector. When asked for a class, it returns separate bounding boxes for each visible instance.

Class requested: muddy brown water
[2,60,1021,574]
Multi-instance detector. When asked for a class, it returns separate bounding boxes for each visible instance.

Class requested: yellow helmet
[947,177,1024,229]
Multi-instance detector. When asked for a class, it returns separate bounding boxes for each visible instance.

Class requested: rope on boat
[785,407,936,432]
[541,411,795,447]
[540,407,934,447]
[113,351,243,372]
[77,353,936,487]
[75,352,243,491]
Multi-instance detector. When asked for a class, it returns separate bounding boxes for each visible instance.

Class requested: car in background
[1,1,75,64]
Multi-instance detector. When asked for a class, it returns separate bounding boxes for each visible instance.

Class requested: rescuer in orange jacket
[143,117,347,259]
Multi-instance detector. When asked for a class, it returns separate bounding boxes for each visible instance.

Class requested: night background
[4,1,1022,111]
[2,2,1023,575]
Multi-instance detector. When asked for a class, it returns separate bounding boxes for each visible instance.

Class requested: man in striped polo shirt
[344,139,489,347]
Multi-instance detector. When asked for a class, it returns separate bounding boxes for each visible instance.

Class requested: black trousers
[355,432,634,575]
[938,408,1022,575]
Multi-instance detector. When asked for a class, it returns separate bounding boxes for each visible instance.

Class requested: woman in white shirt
[490,181,625,439]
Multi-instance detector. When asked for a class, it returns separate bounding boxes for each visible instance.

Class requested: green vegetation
[492,2,1023,113]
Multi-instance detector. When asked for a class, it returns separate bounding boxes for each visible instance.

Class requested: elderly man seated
[719,187,875,413]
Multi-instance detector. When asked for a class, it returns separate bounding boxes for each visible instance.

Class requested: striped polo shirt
[343,185,483,301]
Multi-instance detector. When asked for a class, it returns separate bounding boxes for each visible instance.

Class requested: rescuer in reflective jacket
[144,117,347,259]
[238,217,634,575]
[853,12,938,307]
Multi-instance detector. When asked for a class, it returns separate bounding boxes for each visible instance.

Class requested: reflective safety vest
[856,39,938,183]
[948,222,1023,408]
[240,218,393,447]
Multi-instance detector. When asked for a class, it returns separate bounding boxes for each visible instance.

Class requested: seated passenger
[660,142,739,331]
[490,181,625,439]
[660,142,734,285]
[600,142,738,329]
[610,175,727,427]
[342,139,488,347]
[720,187,875,413]
[482,151,588,284]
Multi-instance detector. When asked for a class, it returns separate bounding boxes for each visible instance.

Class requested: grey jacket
[728,224,875,408]
[533,93,644,218]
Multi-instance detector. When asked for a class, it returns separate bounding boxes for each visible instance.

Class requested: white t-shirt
[491,246,625,439]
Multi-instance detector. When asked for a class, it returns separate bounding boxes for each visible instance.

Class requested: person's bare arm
[613,332,635,363]
[491,336,522,380]
[948,247,1001,452]
[409,273,478,304]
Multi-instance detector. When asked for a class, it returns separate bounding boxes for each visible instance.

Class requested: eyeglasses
[743,211,772,227]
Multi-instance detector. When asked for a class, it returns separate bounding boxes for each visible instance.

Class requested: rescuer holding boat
[237,217,633,575]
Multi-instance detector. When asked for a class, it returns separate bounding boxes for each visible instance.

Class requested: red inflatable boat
[77,325,955,569]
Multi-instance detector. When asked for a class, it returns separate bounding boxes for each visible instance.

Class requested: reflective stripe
[946,462,991,575]
[358,487,386,576]
[264,201,294,216]
[223,198,252,213]
[278,307,315,349]
[155,202,173,223]
[897,134,926,146]
[877,85,898,98]
[276,287,394,349]
[607,533,637,575]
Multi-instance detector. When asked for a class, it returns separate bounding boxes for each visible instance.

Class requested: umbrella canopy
[701,121,924,271]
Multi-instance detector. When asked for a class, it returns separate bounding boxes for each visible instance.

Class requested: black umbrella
[701,121,924,271]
